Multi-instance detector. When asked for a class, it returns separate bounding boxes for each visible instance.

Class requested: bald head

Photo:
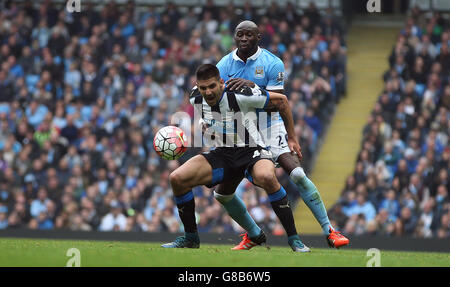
[235,20,258,32]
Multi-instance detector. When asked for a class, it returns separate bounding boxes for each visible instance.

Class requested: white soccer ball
[153,126,188,160]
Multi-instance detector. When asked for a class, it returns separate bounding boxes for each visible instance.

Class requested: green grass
[0,238,449,267]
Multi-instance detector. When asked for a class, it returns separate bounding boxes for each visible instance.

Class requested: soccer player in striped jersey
[162,64,309,252]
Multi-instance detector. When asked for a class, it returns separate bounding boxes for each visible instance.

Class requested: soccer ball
[153,126,188,160]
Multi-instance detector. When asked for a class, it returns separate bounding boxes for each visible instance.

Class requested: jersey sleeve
[216,56,228,81]
[235,86,270,109]
[189,86,199,105]
[266,58,285,91]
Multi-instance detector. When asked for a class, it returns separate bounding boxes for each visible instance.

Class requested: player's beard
[204,92,220,106]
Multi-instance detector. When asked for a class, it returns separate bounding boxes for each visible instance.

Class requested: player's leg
[249,158,310,252]
[277,152,332,233]
[277,152,349,248]
[214,179,263,240]
[162,154,213,248]
[169,154,213,195]
[267,124,333,233]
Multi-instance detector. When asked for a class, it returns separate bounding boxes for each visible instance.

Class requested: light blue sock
[214,192,261,238]
[290,167,333,235]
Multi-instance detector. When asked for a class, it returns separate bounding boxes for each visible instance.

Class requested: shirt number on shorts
[276,134,289,147]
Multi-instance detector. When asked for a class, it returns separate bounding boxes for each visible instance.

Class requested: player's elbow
[280,94,288,105]
[273,95,288,112]
[266,91,287,109]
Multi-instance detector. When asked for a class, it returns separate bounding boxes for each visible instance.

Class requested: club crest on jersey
[255,66,264,78]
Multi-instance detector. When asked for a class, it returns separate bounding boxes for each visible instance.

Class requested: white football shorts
[260,123,291,162]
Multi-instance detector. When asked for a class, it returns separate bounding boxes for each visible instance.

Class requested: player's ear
[257,32,262,41]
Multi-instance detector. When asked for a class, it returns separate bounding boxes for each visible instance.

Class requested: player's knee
[169,170,185,189]
[290,166,306,185]
[253,171,277,189]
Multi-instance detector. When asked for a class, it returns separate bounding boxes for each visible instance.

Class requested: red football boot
[327,227,350,249]
[232,231,266,250]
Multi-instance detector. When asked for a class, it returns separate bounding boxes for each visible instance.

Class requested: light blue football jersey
[216,47,285,129]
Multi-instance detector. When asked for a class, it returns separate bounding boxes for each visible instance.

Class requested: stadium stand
[329,8,449,238]
[0,0,346,235]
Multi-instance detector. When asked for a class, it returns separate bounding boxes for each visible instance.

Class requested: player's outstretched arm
[265,92,302,160]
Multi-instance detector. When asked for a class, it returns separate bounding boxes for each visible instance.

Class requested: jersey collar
[232,46,262,62]
[211,89,226,108]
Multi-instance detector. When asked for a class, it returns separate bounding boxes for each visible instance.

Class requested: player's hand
[287,137,302,161]
[226,78,255,91]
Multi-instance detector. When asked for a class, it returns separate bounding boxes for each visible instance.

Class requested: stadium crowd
[0,0,346,235]
[329,8,450,238]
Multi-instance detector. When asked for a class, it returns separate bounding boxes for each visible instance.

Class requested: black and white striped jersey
[189,86,270,148]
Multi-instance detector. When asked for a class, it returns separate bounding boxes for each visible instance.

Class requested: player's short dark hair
[196,64,220,81]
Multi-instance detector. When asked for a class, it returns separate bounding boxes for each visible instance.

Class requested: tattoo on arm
[265,97,287,111]
[264,89,284,112]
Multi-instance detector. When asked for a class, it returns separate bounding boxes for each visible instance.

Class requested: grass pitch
[0,238,449,267]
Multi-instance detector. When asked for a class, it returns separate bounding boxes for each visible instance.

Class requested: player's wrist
[287,135,297,141]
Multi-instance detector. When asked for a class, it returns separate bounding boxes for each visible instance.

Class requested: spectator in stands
[343,193,377,223]
[0,205,8,229]
[395,206,418,236]
[30,187,51,218]
[99,200,127,231]
[437,213,450,238]
[379,189,401,222]
[417,198,439,237]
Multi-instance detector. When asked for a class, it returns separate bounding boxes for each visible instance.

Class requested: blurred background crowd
[0,0,346,235]
[329,7,450,238]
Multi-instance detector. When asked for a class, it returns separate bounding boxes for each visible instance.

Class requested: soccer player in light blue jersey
[214,21,349,250]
